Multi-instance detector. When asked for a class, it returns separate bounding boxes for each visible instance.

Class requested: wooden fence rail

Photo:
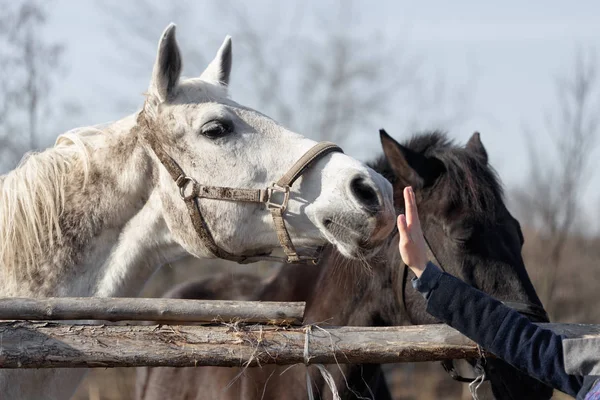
[0,298,304,325]
[0,322,598,369]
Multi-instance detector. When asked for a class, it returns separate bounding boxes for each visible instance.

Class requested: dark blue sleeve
[412,263,583,397]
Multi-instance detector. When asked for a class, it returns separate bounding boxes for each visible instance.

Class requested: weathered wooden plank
[0,322,597,369]
[0,298,305,325]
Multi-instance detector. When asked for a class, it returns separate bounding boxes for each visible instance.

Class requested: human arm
[397,187,584,397]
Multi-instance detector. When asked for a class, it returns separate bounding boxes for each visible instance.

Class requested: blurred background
[1,0,599,398]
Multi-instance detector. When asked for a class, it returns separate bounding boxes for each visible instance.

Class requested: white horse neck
[0,116,190,400]
[0,115,186,298]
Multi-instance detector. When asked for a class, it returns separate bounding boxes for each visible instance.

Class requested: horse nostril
[349,176,380,215]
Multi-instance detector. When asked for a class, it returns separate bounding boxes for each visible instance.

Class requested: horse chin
[354,246,383,261]
[334,243,375,261]
[321,223,390,261]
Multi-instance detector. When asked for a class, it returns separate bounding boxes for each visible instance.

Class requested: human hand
[397,186,429,277]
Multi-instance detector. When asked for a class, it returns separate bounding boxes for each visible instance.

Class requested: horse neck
[0,116,185,298]
[258,263,322,301]
[303,245,401,327]
[262,246,400,400]
[0,369,89,400]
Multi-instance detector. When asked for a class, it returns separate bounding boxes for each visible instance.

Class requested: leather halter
[398,226,549,383]
[144,121,343,264]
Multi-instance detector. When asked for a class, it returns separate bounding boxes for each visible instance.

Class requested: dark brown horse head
[378,129,552,400]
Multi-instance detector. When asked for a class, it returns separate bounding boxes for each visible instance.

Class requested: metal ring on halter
[176,176,198,201]
[266,183,291,211]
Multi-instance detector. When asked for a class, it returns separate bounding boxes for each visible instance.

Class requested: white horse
[0,24,394,399]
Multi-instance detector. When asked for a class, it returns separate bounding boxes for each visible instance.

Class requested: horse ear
[379,129,444,188]
[200,36,232,87]
[149,23,182,102]
[466,131,488,164]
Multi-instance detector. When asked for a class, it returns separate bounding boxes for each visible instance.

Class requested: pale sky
[46,0,600,208]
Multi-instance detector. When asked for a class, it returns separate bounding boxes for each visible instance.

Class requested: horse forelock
[176,78,229,101]
[139,77,235,147]
[0,127,99,289]
[144,77,230,116]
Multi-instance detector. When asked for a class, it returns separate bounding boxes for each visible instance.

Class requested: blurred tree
[100,0,472,150]
[514,48,600,320]
[213,1,421,145]
[0,0,64,170]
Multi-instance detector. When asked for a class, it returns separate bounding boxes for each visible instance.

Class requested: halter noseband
[144,116,342,264]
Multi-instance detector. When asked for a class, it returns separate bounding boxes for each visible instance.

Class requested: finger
[404,186,419,227]
[397,214,409,239]
[409,187,420,227]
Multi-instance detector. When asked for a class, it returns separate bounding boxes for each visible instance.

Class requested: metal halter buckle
[266,183,291,211]
[176,176,198,201]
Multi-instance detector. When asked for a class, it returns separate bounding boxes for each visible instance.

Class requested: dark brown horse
[137,130,552,400]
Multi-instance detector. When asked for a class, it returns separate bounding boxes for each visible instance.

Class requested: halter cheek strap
[142,115,342,264]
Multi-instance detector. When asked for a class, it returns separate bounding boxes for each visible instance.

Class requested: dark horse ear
[466,132,488,164]
[379,129,444,188]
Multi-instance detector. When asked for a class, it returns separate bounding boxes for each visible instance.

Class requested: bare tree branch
[514,48,599,319]
[0,0,64,171]
[100,0,208,81]
[101,0,471,150]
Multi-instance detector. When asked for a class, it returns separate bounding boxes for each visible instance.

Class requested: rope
[468,345,487,400]
[303,325,313,365]
[303,325,341,400]
[316,365,341,400]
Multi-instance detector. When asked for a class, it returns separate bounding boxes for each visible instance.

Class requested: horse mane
[0,79,235,286]
[0,127,100,282]
[369,130,504,218]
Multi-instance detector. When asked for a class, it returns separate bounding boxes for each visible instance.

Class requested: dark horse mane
[369,131,504,219]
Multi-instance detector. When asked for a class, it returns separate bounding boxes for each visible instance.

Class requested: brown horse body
[137,131,552,400]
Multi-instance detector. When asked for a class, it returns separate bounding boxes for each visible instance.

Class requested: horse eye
[201,120,233,139]
[446,223,473,245]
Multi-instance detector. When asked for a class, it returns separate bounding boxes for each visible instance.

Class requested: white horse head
[139,24,394,263]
